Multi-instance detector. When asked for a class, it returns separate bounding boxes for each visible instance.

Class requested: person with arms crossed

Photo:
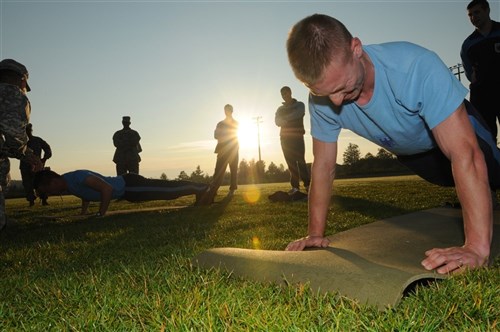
[285,14,500,274]
[461,0,500,144]
[275,86,311,194]
[34,169,212,216]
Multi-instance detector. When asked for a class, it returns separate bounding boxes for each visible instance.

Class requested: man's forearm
[81,200,90,215]
[453,152,492,259]
[97,185,116,216]
[308,164,334,237]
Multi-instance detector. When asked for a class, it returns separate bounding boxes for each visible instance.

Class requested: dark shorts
[122,173,208,202]
[397,100,500,189]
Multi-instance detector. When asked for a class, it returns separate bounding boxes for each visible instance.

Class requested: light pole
[253,116,263,162]
[449,63,464,82]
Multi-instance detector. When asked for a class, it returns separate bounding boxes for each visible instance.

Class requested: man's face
[468,4,490,29]
[307,45,365,107]
[281,89,292,103]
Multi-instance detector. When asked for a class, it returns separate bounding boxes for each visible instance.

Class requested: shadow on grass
[332,194,411,220]
[0,196,234,273]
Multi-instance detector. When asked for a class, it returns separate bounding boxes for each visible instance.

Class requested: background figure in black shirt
[461,0,500,143]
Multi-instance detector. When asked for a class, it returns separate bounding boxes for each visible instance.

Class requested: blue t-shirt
[62,170,126,201]
[310,42,468,156]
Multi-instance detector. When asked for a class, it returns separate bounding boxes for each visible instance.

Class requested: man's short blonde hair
[287,14,353,85]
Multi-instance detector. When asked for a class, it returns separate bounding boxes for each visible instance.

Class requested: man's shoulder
[293,99,305,107]
[29,136,44,143]
[366,42,429,56]
[0,83,21,95]
[462,29,482,46]
[0,84,27,106]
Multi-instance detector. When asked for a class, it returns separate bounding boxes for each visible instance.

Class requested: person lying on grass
[285,14,500,274]
[33,169,212,216]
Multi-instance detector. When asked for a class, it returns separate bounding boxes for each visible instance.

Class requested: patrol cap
[122,116,131,123]
[0,59,31,91]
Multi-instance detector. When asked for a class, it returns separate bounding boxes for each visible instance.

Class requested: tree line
[163,143,413,185]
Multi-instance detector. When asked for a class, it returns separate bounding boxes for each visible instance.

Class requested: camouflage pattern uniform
[112,127,141,175]
[0,83,31,228]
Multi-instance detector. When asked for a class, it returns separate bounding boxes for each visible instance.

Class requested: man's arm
[286,138,337,250]
[423,103,492,273]
[83,175,114,216]
[41,139,52,162]
[81,200,90,215]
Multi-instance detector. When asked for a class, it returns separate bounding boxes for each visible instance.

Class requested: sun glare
[238,119,259,150]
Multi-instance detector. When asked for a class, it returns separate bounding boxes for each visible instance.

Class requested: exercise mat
[194,208,500,309]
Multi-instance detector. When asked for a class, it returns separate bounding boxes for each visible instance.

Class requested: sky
[1,0,499,180]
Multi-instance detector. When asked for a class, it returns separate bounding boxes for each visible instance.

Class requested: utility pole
[253,116,263,162]
[449,63,465,82]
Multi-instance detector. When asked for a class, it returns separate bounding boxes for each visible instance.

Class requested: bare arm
[286,139,337,250]
[81,200,90,215]
[422,103,492,273]
[83,175,114,216]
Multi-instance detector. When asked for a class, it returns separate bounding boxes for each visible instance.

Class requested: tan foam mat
[194,208,500,309]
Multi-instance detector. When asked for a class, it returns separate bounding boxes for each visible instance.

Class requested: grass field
[0,176,498,331]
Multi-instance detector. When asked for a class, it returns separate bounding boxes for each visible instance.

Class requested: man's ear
[351,37,363,59]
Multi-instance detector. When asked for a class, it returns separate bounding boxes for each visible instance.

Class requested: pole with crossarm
[253,116,263,162]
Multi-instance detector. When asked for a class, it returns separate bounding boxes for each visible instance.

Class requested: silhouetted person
[204,104,239,203]
[113,116,142,175]
[20,123,52,206]
[275,86,310,194]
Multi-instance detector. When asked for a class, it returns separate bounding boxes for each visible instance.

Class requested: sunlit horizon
[3,1,490,181]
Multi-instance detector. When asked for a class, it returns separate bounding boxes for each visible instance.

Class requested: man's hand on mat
[421,245,489,274]
[285,235,330,251]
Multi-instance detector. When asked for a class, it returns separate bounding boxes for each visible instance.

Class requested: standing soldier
[0,59,42,231]
[275,86,311,194]
[202,104,239,204]
[112,116,142,175]
[19,123,52,206]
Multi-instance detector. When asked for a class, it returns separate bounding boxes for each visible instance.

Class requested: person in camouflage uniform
[112,116,142,175]
[19,123,52,206]
[0,59,42,231]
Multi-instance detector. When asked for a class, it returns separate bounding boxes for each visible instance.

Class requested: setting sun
[238,118,259,150]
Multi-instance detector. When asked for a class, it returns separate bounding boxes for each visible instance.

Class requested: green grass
[0,176,498,331]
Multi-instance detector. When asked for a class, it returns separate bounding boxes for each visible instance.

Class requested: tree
[255,160,266,183]
[343,143,361,165]
[160,172,168,180]
[177,170,189,181]
[364,152,375,159]
[376,148,394,159]
[190,165,208,183]
[238,159,250,184]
